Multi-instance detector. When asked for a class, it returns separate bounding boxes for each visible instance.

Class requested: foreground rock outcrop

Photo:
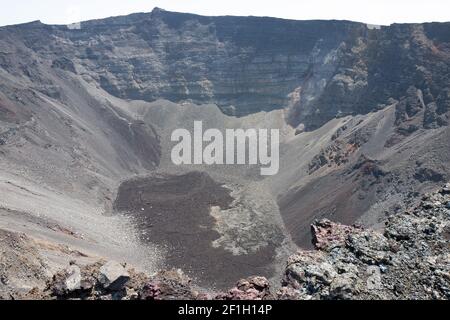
[7,184,449,300]
[2,9,449,129]
[280,184,450,300]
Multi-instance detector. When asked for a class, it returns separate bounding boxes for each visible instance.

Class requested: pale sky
[0,0,449,27]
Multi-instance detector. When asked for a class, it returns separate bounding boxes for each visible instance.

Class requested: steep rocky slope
[7,184,449,300]
[276,107,450,247]
[0,8,449,294]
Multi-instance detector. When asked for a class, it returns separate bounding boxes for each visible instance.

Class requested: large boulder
[98,262,130,291]
[51,264,82,296]
[216,276,272,300]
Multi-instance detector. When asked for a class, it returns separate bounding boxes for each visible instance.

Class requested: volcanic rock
[98,262,130,291]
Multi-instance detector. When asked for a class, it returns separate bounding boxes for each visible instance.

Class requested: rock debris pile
[12,184,450,300]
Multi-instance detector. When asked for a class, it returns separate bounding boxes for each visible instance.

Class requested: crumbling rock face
[280,184,450,300]
[22,261,272,300]
[0,230,50,299]
[308,140,358,174]
[1,9,449,130]
[1,9,449,300]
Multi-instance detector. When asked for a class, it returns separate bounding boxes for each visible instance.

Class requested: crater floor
[114,171,280,289]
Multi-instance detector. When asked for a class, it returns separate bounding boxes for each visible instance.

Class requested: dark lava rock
[113,171,279,290]
[216,276,272,300]
[138,269,198,300]
[16,184,450,300]
[3,9,449,130]
[50,265,82,296]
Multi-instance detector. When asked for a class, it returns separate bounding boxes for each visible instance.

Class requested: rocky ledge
[10,184,450,300]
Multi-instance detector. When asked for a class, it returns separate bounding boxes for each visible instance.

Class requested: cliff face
[2,8,449,130]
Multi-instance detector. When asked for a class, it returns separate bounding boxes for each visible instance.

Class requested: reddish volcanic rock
[311,219,361,251]
[216,276,272,300]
